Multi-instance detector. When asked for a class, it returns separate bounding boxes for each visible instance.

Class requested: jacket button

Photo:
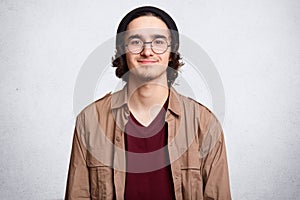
[116,136,120,142]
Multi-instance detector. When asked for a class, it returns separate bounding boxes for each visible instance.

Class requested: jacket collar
[111,84,181,116]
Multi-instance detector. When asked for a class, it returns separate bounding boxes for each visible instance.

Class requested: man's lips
[137,60,158,64]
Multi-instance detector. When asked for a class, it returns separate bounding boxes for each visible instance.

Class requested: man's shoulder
[77,92,113,118]
[176,92,217,119]
[173,89,214,115]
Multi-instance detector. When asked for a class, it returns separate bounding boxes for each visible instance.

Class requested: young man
[65,6,231,200]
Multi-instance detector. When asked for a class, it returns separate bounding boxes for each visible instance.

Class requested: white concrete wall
[0,0,299,199]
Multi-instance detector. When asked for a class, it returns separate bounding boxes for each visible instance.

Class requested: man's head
[112,6,183,86]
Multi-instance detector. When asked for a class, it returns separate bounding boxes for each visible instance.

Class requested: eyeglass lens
[127,38,169,54]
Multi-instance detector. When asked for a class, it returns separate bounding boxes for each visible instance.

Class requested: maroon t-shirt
[124,102,175,200]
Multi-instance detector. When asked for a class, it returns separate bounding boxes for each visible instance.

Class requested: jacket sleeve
[65,116,91,200]
[200,109,231,200]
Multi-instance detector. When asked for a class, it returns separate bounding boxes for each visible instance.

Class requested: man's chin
[129,67,167,83]
[129,71,161,82]
[135,73,156,82]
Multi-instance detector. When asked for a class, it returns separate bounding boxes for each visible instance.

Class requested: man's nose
[141,42,153,56]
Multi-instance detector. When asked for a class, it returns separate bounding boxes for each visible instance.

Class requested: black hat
[116,6,179,52]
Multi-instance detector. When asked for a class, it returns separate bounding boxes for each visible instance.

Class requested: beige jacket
[65,86,231,200]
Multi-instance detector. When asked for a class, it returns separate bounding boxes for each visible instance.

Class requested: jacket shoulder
[177,92,220,123]
[77,92,112,118]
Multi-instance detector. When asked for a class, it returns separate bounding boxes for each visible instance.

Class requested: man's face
[125,16,171,82]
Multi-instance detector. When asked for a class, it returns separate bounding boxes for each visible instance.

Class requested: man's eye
[153,39,166,45]
[129,39,142,46]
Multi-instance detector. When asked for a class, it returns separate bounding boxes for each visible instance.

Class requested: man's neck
[127,76,169,126]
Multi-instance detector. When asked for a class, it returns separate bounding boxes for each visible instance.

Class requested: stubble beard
[129,64,168,83]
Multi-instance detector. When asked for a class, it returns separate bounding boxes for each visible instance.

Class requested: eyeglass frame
[125,37,171,54]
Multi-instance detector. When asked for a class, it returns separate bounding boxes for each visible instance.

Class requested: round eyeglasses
[126,38,171,54]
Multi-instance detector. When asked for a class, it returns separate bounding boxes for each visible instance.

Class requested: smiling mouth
[138,60,157,64]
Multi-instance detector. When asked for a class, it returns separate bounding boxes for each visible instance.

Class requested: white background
[0,0,299,199]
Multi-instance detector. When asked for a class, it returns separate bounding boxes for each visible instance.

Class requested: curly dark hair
[112,8,184,87]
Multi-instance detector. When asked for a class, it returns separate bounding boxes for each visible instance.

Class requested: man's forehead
[124,28,171,39]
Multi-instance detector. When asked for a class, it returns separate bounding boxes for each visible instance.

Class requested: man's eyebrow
[152,34,168,39]
[127,34,141,40]
[127,34,169,40]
